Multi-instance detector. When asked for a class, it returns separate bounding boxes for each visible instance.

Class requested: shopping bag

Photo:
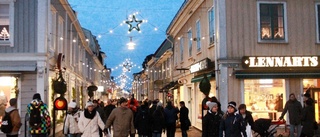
[246,124,253,137]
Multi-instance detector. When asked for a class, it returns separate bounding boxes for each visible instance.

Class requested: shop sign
[242,56,319,68]
[190,58,209,73]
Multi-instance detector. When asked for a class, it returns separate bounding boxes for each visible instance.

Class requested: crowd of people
[0,91,316,137]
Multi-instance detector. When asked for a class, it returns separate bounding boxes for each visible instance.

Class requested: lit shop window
[0,4,10,42]
[259,3,286,41]
[244,79,286,120]
[0,77,18,125]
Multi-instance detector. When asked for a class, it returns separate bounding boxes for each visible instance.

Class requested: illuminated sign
[190,58,209,73]
[242,56,319,68]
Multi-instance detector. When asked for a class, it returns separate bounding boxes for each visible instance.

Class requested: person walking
[300,99,315,137]
[164,101,179,137]
[78,101,105,137]
[202,102,223,137]
[93,100,106,137]
[103,99,116,134]
[238,104,254,137]
[151,102,165,137]
[4,98,22,137]
[105,97,135,137]
[219,101,246,137]
[179,101,190,137]
[27,93,51,137]
[279,93,303,137]
[135,100,150,137]
[63,101,82,137]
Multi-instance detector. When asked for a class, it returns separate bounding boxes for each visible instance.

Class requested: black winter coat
[301,104,315,136]
[202,111,223,137]
[280,99,302,125]
[134,106,150,136]
[180,106,190,130]
[151,107,165,133]
[219,113,247,137]
[242,111,254,126]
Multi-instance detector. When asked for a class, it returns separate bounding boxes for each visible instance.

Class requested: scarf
[84,108,96,119]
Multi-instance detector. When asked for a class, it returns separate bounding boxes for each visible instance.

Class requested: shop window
[258,2,287,41]
[0,76,18,126]
[0,2,14,47]
[208,7,215,45]
[244,79,286,121]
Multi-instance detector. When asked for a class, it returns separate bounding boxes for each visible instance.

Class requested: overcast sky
[68,0,184,90]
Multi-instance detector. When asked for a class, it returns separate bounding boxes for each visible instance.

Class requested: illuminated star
[125,15,142,32]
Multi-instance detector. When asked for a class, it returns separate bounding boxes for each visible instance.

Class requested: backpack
[1,109,16,133]
[29,104,42,127]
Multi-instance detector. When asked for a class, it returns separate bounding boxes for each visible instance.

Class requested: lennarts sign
[242,56,319,68]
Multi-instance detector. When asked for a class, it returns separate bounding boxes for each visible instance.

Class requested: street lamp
[127,37,135,50]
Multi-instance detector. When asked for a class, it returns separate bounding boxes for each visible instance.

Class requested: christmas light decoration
[125,15,143,32]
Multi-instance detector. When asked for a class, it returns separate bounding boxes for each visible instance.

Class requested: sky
[68,0,184,91]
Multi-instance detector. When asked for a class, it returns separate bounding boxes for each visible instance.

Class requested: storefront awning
[191,73,215,83]
[0,61,36,71]
[235,70,320,79]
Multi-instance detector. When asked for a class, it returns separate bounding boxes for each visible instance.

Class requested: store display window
[244,79,286,121]
[303,79,320,122]
[0,76,18,125]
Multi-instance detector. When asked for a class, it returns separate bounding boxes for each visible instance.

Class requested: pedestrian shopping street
[1,0,320,137]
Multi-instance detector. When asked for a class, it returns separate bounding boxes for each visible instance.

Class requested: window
[244,79,286,120]
[317,4,320,43]
[196,20,201,51]
[0,1,14,47]
[208,7,215,44]
[188,29,192,57]
[258,2,286,41]
[180,37,184,61]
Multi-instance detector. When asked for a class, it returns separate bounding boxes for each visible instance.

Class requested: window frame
[257,1,288,43]
[0,0,15,47]
[187,28,192,57]
[316,3,320,43]
[196,19,201,51]
[179,36,184,62]
[208,6,215,45]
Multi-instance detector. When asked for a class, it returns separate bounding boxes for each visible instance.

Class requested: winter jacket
[104,104,115,120]
[237,110,254,126]
[5,107,21,135]
[301,104,315,136]
[164,106,179,124]
[202,111,223,137]
[27,99,51,134]
[105,107,135,137]
[280,99,302,125]
[219,113,247,137]
[78,109,105,137]
[179,106,190,130]
[64,110,81,134]
[135,105,150,136]
[151,107,165,133]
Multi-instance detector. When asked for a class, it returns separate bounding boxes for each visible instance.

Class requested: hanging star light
[125,15,143,32]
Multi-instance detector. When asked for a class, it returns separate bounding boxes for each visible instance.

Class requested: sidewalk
[52,126,202,137]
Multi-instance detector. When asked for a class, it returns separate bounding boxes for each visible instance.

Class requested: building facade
[166,0,216,129]
[0,0,109,136]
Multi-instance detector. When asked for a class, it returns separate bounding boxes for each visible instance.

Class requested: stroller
[252,118,286,137]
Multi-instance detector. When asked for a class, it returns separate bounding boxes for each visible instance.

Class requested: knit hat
[33,93,41,100]
[228,101,237,110]
[304,93,311,98]
[68,102,77,108]
[207,102,218,110]
[85,101,94,108]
